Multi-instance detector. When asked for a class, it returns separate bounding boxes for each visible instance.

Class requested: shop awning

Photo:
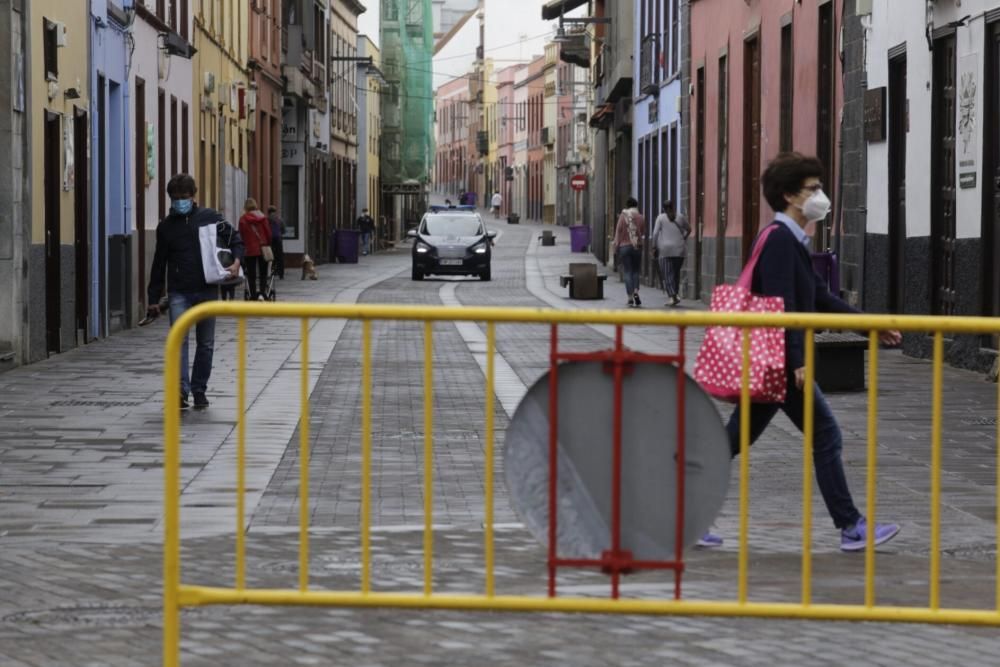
[589,103,614,129]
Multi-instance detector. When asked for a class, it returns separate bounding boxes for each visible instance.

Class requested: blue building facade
[632,0,683,289]
[89,1,133,337]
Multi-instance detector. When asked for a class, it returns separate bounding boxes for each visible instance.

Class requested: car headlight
[472,242,488,255]
[415,241,431,254]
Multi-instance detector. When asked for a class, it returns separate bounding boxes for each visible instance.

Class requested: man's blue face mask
[171,198,193,215]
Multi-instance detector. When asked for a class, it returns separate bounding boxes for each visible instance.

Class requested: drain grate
[963,417,997,426]
[2,604,201,629]
[51,399,144,408]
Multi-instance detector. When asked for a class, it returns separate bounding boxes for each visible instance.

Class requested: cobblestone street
[2,218,999,666]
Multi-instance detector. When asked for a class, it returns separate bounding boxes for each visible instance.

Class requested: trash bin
[507,213,520,224]
[336,229,360,264]
[570,225,591,253]
[811,251,840,293]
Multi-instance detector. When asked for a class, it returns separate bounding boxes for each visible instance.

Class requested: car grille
[438,246,466,259]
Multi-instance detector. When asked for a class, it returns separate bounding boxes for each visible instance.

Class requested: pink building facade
[689,0,844,294]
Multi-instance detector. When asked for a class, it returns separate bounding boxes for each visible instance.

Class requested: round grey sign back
[504,361,730,560]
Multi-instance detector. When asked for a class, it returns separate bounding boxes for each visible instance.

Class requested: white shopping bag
[199,223,244,285]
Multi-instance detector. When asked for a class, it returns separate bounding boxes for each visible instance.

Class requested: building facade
[494,64,523,219]
[689,0,845,299]
[25,0,92,360]
[193,0,251,225]
[434,75,471,198]
[248,0,284,216]
[633,0,683,287]
[330,0,364,233]
[511,64,530,222]
[862,0,1000,371]
[132,1,195,324]
[357,35,382,231]
[90,2,135,337]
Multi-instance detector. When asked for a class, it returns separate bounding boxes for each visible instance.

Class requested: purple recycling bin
[336,229,360,264]
[811,251,840,293]
[570,225,591,253]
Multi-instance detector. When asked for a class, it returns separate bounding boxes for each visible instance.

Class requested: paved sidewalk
[1,214,999,666]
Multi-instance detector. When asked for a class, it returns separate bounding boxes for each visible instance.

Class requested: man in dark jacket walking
[357,208,375,256]
[147,174,244,410]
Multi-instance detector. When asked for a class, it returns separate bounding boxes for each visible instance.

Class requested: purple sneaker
[696,531,723,548]
[840,518,900,552]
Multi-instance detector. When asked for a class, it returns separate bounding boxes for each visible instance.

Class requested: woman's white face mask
[798,189,832,223]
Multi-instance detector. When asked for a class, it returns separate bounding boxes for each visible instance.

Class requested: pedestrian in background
[147,173,244,410]
[718,152,903,551]
[239,198,272,300]
[357,208,375,256]
[267,205,285,279]
[652,200,690,306]
[491,191,502,218]
[612,197,646,307]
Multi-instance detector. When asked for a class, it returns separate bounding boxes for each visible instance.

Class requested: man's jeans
[619,245,642,297]
[726,374,863,529]
[168,288,218,398]
[361,231,372,255]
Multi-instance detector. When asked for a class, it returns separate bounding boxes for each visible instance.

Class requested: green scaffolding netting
[380,0,434,186]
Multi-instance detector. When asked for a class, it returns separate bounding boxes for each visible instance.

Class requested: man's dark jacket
[148,206,245,304]
[357,214,375,233]
[750,221,858,371]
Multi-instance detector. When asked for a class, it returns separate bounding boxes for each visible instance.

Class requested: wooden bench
[815,332,868,392]
[560,263,607,300]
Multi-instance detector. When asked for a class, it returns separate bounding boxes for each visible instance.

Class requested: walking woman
[713,152,903,551]
[652,200,690,306]
[611,197,646,307]
[238,198,272,300]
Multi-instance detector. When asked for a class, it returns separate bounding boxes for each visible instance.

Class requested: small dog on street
[301,254,319,280]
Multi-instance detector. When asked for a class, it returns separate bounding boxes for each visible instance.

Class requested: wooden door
[742,36,761,264]
[931,33,957,315]
[44,112,62,354]
[695,67,706,293]
[716,55,728,286]
[888,54,907,313]
[134,79,146,310]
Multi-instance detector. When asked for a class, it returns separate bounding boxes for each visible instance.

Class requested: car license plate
[440,259,463,266]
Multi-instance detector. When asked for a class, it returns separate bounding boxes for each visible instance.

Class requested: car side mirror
[486,230,498,239]
[406,229,418,239]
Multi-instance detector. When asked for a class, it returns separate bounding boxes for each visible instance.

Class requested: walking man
[611,197,646,307]
[147,174,244,410]
[652,200,690,306]
[357,208,375,256]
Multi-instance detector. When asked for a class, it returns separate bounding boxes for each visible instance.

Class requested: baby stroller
[244,258,277,301]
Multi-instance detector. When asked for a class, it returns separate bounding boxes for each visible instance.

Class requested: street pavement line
[169,264,408,539]
[439,282,526,419]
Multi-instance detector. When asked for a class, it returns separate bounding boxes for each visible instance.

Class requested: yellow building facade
[27,0,91,357]
[192,0,250,223]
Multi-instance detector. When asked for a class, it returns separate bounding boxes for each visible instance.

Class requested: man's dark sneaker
[633,293,642,307]
[840,518,900,552]
[180,395,190,411]
[192,392,210,409]
[627,297,635,307]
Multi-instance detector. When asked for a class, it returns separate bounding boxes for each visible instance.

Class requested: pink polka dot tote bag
[693,225,786,403]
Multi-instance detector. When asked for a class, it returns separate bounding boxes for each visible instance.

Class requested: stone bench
[560,263,607,300]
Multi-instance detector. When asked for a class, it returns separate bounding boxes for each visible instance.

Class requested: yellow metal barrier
[163,303,1000,666]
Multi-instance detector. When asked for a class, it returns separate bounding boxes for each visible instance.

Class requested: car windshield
[423,216,483,237]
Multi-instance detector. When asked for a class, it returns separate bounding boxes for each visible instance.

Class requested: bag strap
[736,223,780,289]
[248,220,265,245]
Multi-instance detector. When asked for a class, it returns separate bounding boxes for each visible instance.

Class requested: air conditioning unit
[203,72,216,94]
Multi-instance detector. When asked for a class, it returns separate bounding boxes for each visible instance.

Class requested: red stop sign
[570,174,587,191]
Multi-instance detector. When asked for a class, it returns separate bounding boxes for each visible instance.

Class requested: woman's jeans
[619,245,642,297]
[245,255,268,298]
[725,373,863,529]
[168,288,218,398]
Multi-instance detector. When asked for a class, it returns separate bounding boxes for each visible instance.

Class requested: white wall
[867,0,994,239]
[865,0,931,237]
